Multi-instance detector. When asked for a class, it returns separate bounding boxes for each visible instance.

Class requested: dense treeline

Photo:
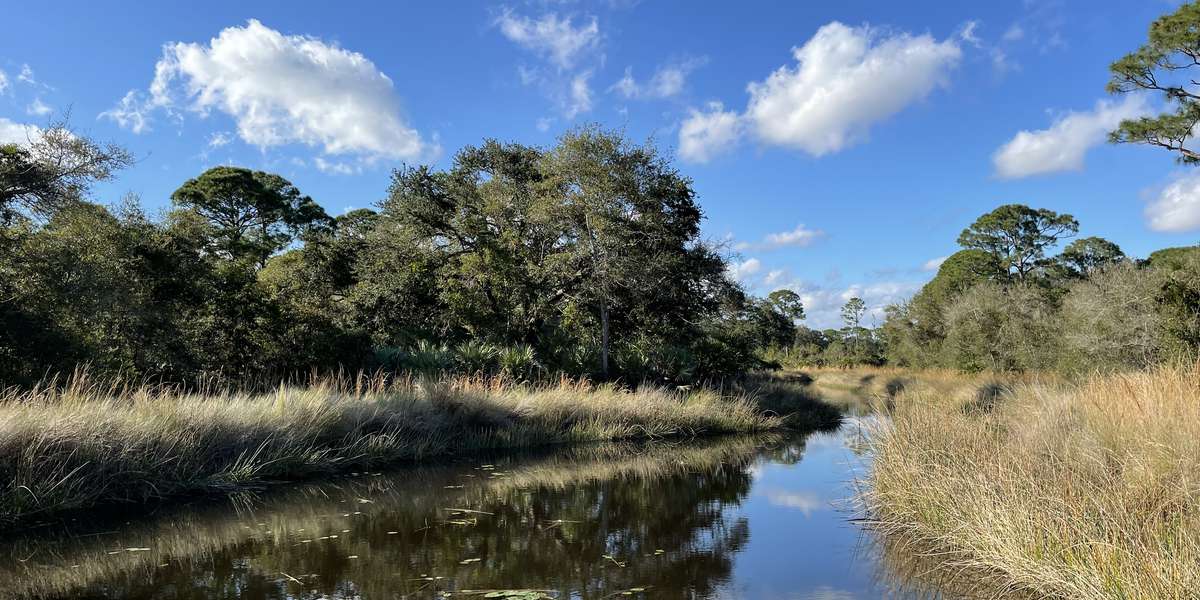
[774,203,1200,373]
[0,125,803,386]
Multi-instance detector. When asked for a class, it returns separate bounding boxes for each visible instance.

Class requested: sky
[1,0,1197,327]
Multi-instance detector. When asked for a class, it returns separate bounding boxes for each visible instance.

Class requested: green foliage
[1146,245,1200,270]
[1108,1,1200,162]
[1054,236,1126,279]
[171,166,331,266]
[957,204,1078,280]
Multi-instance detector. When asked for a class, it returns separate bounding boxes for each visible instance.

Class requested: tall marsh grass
[0,373,779,527]
[862,364,1200,599]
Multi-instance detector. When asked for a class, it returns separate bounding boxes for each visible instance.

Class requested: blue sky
[1,1,1196,327]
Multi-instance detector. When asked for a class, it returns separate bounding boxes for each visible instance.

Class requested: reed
[862,364,1200,599]
[0,372,781,526]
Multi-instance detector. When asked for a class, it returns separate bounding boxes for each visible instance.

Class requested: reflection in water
[0,425,947,599]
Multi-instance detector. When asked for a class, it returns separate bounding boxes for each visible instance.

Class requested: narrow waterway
[1,419,943,599]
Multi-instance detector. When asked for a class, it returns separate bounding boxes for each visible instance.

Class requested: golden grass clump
[0,373,779,526]
[862,364,1200,599]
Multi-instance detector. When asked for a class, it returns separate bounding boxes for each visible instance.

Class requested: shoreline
[0,373,832,530]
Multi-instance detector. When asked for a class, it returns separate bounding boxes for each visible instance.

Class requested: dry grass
[861,364,1200,599]
[0,373,780,527]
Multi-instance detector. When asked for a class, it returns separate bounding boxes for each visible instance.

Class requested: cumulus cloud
[749,265,921,328]
[100,90,153,134]
[103,19,434,164]
[763,223,824,249]
[206,130,232,148]
[17,64,35,85]
[611,59,704,100]
[679,102,742,163]
[566,72,593,118]
[26,98,52,116]
[679,22,960,162]
[494,10,599,70]
[1147,171,1200,232]
[993,96,1149,179]
[0,117,40,145]
[745,22,961,156]
[732,224,825,252]
[727,257,763,283]
[923,255,948,271]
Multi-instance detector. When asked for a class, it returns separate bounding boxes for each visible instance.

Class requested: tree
[170,166,331,267]
[942,282,1060,372]
[1055,236,1126,278]
[766,289,805,321]
[957,204,1078,280]
[1059,262,1162,372]
[541,127,722,378]
[1108,2,1200,163]
[0,120,133,224]
[841,297,866,330]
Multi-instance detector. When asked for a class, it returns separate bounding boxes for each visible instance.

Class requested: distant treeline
[775,204,1200,373]
[0,125,802,386]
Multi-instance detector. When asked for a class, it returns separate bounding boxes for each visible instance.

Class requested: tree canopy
[957,204,1078,280]
[1109,1,1200,163]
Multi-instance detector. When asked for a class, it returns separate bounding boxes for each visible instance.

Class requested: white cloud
[993,96,1149,179]
[727,257,762,282]
[611,59,704,100]
[105,19,435,164]
[678,102,742,163]
[1003,24,1024,42]
[100,90,153,134]
[0,117,41,145]
[26,98,52,116]
[495,10,599,70]
[923,255,948,271]
[207,130,232,148]
[0,69,8,94]
[765,490,824,516]
[535,116,554,132]
[1147,171,1200,232]
[749,266,921,328]
[17,64,35,85]
[744,22,961,156]
[959,20,982,47]
[679,22,960,161]
[762,223,824,249]
[732,224,825,252]
[566,72,593,118]
[314,157,360,175]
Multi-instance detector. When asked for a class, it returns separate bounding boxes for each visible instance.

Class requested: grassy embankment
[0,372,829,528]
[841,365,1200,599]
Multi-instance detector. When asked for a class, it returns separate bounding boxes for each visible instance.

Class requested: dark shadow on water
[0,412,957,600]
[0,435,781,599]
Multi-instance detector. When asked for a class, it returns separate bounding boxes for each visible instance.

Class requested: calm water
[2,421,942,599]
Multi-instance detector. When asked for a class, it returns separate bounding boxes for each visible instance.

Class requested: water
[1,421,939,599]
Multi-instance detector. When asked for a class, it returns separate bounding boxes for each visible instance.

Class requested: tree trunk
[600,299,610,379]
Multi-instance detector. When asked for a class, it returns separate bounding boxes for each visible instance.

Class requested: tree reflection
[4,436,780,599]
